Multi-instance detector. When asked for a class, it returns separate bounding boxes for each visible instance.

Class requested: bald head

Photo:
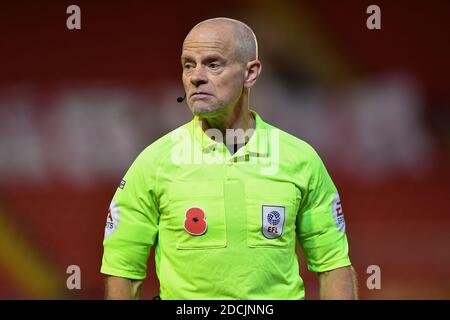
[181,18,262,116]
[185,17,258,64]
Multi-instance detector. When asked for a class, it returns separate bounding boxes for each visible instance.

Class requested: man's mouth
[191,92,212,99]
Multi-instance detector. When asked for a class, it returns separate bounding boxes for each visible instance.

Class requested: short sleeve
[296,148,351,272]
[100,151,159,280]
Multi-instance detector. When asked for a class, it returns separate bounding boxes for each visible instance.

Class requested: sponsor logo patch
[119,179,126,189]
[104,199,120,238]
[262,205,285,239]
[332,193,346,232]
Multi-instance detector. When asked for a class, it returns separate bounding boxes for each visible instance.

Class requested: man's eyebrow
[181,55,193,62]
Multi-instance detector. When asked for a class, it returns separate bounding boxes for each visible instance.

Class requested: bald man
[101,18,358,300]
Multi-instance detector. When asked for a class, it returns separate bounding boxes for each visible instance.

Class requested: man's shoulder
[265,121,320,162]
[136,121,192,162]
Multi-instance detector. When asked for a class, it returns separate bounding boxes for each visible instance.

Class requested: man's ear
[244,60,262,88]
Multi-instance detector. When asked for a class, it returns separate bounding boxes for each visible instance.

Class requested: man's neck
[200,94,255,146]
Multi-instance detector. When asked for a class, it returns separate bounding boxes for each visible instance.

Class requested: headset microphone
[177,94,186,103]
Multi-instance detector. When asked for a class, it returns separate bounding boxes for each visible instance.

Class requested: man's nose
[190,66,208,86]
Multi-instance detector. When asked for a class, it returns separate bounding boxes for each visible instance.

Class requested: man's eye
[184,63,194,70]
[208,63,220,69]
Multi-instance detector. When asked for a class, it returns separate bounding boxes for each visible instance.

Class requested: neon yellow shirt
[101,111,351,299]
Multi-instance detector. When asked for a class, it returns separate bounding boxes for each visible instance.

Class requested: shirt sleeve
[100,150,159,280]
[296,147,351,272]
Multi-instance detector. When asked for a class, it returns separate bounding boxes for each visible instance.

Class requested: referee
[101,17,358,300]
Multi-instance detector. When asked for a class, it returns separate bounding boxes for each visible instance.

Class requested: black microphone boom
[177,94,186,103]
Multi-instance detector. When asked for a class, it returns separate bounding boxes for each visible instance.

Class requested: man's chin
[193,108,213,117]
[191,104,223,117]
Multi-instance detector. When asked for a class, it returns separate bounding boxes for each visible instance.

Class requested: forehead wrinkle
[182,42,233,60]
[184,39,224,45]
[183,45,225,51]
[183,40,228,49]
[182,22,244,62]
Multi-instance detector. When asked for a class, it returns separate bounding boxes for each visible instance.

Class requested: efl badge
[184,207,207,236]
[105,199,120,238]
[262,205,285,239]
[332,193,346,232]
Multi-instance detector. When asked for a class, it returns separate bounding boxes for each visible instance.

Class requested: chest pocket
[166,181,227,250]
[245,181,299,248]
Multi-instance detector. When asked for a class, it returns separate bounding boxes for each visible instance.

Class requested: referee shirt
[101,111,351,299]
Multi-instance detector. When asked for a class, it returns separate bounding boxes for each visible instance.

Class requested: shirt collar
[190,110,270,157]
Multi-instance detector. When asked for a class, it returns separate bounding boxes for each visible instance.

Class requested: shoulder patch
[332,193,346,232]
[105,199,120,238]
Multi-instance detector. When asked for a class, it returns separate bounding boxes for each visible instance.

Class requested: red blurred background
[0,0,449,299]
